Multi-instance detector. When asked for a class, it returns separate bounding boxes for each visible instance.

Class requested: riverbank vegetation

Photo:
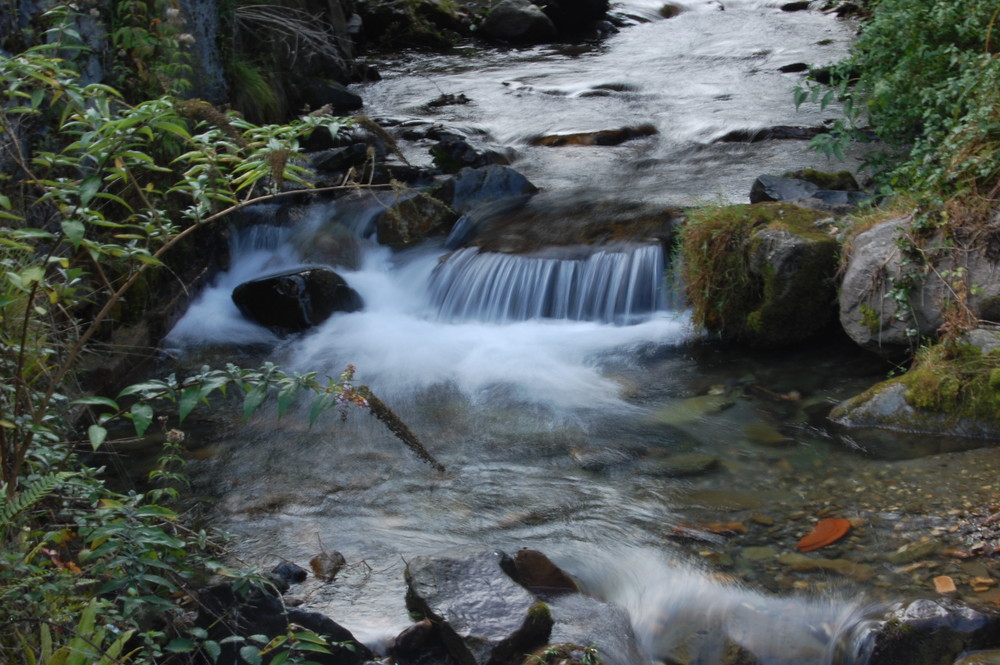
[0,8,430,662]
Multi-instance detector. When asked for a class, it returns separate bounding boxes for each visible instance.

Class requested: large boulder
[481,0,558,43]
[405,545,554,665]
[375,190,457,248]
[232,267,363,333]
[678,203,840,347]
[839,217,1000,358]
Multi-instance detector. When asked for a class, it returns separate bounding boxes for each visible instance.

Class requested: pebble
[933,575,957,594]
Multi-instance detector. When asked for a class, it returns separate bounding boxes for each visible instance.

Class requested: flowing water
[161,2,1000,663]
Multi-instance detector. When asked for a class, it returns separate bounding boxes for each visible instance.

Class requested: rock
[431,134,511,173]
[955,649,1000,665]
[310,550,347,581]
[659,3,684,18]
[829,374,1000,440]
[404,545,553,665]
[309,143,370,173]
[839,217,1000,357]
[885,539,941,565]
[650,453,720,477]
[778,62,809,73]
[232,267,363,333]
[481,0,558,43]
[649,394,735,426]
[538,0,610,35]
[375,189,457,248]
[864,599,1000,665]
[299,79,364,113]
[387,619,451,665]
[743,421,789,447]
[270,561,309,590]
[776,552,874,581]
[934,575,957,594]
[750,175,822,204]
[511,548,578,594]
[195,583,372,665]
[716,125,824,143]
[542,593,649,665]
[678,202,840,347]
[569,446,636,473]
[532,124,657,147]
[438,165,539,214]
[781,1,811,10]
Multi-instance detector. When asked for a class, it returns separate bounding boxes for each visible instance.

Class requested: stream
[160,2,1000,663]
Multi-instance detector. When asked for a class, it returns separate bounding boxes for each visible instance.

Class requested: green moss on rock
[900,343,1000,424]
[677,202,838,346]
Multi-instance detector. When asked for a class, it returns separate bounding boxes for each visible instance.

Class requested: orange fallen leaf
[796,517,852,552]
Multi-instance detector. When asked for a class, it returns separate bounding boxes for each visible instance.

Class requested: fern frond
[0,472,75,527]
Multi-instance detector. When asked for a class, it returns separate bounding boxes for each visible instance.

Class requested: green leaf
[165,638,196,653]
[243,382,268,421]
[61,219,86,247]
[72,396,119,410]
[87,424,107,450]
[204,641,221,663]
[239,646,262,665]
[131,402,154,437]
[79,176,101,207]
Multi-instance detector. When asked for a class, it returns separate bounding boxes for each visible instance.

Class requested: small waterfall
[428,245,667,324]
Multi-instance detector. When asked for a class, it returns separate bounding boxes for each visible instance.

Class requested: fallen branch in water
[358,387,446,472]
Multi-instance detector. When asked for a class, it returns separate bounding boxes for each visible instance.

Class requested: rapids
[159,2,993,663]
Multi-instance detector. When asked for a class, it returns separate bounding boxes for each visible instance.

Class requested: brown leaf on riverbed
[796,517,851,552]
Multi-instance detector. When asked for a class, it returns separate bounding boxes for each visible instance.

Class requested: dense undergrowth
[0,6,444,663]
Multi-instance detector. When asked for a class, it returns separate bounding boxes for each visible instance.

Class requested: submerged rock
[232,267,363,333]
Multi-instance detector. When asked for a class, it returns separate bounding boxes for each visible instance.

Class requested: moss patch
[677,202,837,346]
[900,343,1000,424]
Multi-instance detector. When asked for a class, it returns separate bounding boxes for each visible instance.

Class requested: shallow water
[160,3,1000,663]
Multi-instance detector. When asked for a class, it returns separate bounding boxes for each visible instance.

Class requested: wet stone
[776,552,875,581]
[649,395,735,426]
[404,545,553,665]
[651,453,720,478]
[886,540,941,565]
[743,421,790,447]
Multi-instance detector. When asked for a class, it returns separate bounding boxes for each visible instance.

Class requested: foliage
[110,0,195,100]
[0,9,438,663]
[794,0,1000,208]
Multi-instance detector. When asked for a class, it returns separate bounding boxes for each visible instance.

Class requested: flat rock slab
[405,545,552,665]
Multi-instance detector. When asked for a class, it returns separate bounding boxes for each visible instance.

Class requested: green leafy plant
[0,8,439,663]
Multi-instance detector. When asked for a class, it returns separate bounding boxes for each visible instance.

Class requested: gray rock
[863,599,1000,665]
[544,593,651,665]
[829,381,1000,440]
[839,217,1000,357]
[481,0,558,43]
[447,165,538,213]
[404,545,553,665]
[750,175,819,204]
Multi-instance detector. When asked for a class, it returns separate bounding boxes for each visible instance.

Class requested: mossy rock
[830,343,1000,440]
[678,202,839,347]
